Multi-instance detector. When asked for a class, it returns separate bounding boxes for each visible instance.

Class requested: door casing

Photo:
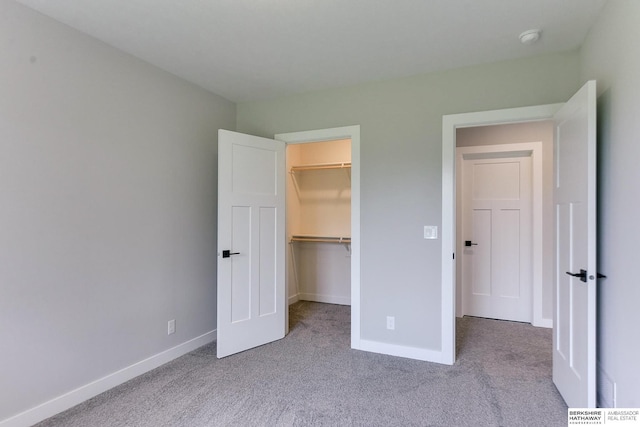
[441,104,563,364]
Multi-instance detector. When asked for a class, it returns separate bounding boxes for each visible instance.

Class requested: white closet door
[217,130,286,358]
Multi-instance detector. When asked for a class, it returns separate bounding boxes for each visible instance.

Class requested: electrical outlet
[386,316,395,330]
[167,319,176,335]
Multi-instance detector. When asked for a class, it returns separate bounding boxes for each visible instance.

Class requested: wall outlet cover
[386,316,395,330]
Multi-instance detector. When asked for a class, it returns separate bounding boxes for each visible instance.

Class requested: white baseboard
[1,330,216,427]
[533,317,553,329]
[461,313,553,329]
[356,339,448,364]
[288,294,300,305]
[299,293,350,306]
[597,361,616,408]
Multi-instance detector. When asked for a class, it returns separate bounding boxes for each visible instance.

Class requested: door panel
[232,143,278,194]
[552,80,597,408]
[471,209,491,296]
[259,207,277,316]
[474,162,520,200]
[495,209,520,298]
[556,203,571,361]
[218,130,286,358]
[231,206,251,323]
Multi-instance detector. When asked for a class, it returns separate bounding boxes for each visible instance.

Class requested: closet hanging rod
[290,162,351,172]
[290,235,351,244]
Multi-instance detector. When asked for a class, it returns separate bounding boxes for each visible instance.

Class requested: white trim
[456,142,547,327]
[275,126,361,350]
[537,318,553,328]
[442,104,562,365]
[358,339,447,363]
[1,331,216,427]
[288,294,300,305]
[298,293,350,306]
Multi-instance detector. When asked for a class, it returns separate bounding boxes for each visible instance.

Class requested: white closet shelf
[290,162,351,172]
[290,235,351,244]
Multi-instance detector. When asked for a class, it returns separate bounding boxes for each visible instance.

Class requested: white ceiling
[15,0,607,103]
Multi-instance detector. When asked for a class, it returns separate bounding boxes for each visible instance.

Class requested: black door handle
[566,269,587,283]
[566,269,607,282]
[222,250,240,258]
[465,240,478,247]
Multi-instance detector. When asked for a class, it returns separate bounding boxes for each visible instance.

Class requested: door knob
[222,250,240,258]
[566,269,587,283]
[465,240,478,247]
[566,269,607,282]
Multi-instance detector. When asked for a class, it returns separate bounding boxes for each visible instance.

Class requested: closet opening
[285,138,352,333]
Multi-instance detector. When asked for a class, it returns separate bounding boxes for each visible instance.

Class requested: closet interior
[286,138,352,306]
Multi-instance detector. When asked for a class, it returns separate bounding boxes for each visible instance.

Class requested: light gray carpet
[36,302,567,426]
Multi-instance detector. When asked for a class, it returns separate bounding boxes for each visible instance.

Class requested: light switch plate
[424,226,438,239]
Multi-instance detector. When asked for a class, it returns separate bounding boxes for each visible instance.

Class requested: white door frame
[456,142,542,324]
[441,104,562,364]
[275,125,362,350]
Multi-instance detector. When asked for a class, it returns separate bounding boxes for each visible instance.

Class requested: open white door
[553,80,598,407]
[217,130,286,358]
